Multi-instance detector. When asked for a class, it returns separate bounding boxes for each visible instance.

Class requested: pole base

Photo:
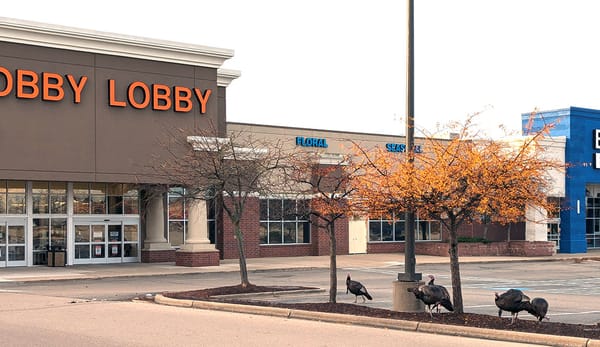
[392,280,425,312]
[397,272,422,281]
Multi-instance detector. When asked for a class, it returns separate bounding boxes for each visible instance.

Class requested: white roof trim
[217,69,241,87]
[187,136,267,159]
[0,17,234,69]
[187,136,230,151]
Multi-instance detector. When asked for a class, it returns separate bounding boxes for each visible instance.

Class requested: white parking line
[343,267,399,275]
[549,311,600,316]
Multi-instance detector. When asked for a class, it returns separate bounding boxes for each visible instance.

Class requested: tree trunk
[328,221,338,303]
[233,220,250,287]
[448,219,464,313]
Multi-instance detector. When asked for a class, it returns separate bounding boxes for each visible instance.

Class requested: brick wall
[221,197,261,259]
[367,240,555,257]
[175,250,220,267]
[368,242,405,254]
[260,244,313,257]
[141,249,176,263]
[313,217,349,256]
[414,241,555,257]
[508,241,557,256]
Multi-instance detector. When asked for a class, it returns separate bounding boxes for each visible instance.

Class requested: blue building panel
[521,109,571,138]
[523,107,600,253]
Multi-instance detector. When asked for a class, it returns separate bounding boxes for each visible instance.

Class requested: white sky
[3,0,600,137]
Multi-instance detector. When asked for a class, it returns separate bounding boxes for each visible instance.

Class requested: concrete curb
[417,322,589,347]
[154,294,599,347]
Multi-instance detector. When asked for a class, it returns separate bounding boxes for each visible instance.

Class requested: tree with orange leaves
[353,115,563,313]
[286,151,362,303]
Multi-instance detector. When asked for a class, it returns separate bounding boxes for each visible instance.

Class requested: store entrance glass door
[74,221,139,264]
[0,219,26,267]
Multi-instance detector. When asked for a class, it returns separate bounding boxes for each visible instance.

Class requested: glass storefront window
[268,222,282,244]
[0,184,5,214]
[73,183,90,214]
[75,244,90,259]
[31,182,67,215]
[91,183,106,214]
[92,225,104,242]
[207,198,217,244]
[169,193,185,219]
[124,225,138,242]
[0,181,141,266]
[123,185,139,214]
[259,222,268,244]
[107,184,123,214]
[33,218,49,257]
[73,183,138,215]
[7,181,25,214]
[369,213,441,242]
[125,244,138,258]
[75,225,91,242]
[51,218,67,249]
[32,181,49,214]
[166,187,217,247]
[50,182,67,214]
[259,198,310,244]
[33,217,66,254]
[8,246,25,261]
[8,225,24,244]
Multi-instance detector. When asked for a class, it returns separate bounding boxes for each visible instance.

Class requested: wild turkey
[408,274,454,318]
[494,289,531,325]
[346,274,373,303]
[525,297,549,322]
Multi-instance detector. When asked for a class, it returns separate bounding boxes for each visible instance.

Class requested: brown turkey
[526,297,549,322]
[494,288,531,325]
[346,273,373,303]
[407,274,454,318]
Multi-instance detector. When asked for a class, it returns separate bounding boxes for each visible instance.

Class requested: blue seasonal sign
[386,143,422,153]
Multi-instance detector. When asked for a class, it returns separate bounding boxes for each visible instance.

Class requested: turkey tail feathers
[440,299,454,312]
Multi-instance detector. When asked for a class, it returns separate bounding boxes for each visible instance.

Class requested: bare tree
[286,151,362,303]
[155,125,292,287]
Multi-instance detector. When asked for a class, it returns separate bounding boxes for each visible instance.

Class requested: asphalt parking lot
[1,253,599,325]
[240,260,600,325]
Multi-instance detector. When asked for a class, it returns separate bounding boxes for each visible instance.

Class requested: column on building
[141,192,173,262]
[176,197,220,267]
[523,204,557,255]
[525,204,549,242]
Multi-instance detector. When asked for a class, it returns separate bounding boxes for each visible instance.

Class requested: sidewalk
[1,251,599,283]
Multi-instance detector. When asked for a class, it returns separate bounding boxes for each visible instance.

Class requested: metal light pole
[392,0,423,312]
[398,0,420,283]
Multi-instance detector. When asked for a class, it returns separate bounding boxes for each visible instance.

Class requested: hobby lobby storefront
[0,18,239,267]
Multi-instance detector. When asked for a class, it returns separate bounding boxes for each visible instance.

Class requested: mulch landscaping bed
[163,284,600,340]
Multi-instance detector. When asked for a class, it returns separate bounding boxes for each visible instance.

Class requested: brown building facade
[0,18,238,267]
